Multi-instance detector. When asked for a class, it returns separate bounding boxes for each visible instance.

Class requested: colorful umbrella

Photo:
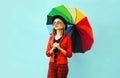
[46,5,94,53]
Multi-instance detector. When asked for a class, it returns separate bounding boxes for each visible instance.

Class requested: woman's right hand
[50,43,59,54]
[53,43,59,48]
[50,47,54,54]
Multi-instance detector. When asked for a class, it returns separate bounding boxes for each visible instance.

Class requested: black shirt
[53,37,62,58]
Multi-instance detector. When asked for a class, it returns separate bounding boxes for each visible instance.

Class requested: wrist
[58,47,66,55]
[50,48,54,54]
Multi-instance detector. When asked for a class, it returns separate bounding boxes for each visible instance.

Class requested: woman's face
[53,18,65,30]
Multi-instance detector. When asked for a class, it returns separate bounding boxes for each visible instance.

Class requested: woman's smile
[54,25,59,29]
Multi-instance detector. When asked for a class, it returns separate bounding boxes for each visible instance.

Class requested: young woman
[46,15,72,78]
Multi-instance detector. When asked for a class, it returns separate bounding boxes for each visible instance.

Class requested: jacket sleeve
[65,36,72,58]
[46,36,53,57]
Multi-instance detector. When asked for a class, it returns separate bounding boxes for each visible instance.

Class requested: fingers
[53,43,59,48]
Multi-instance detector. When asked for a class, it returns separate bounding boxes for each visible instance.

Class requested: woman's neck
[56,30,63,36]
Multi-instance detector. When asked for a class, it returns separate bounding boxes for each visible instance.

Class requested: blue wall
[0,0,120,78]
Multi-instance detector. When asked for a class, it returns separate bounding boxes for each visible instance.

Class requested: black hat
[52,15,67,30]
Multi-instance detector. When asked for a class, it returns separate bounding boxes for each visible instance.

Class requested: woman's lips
[54,25,58,28]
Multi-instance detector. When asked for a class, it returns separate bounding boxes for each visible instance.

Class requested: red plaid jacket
[46,34,72,64]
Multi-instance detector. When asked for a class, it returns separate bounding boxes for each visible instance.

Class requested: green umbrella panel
[47,5,74,25]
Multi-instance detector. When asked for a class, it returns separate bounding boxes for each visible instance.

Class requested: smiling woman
[46,15,72,78]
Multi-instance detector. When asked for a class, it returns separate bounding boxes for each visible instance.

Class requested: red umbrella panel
[72,17,94,52]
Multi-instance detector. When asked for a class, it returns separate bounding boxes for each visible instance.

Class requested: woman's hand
[53,43,66,55]
[53,43,60,48]
[50,43,60,54]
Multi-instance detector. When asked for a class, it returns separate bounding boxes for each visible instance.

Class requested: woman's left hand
[53,43,66,55]
[53,43,60,49]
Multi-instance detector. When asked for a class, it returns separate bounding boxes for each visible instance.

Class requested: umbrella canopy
[46,5,94,53]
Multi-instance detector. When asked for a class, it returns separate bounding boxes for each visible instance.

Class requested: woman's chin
[54,28,59,30]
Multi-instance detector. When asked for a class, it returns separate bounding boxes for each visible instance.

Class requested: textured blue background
[0,0,120,78]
